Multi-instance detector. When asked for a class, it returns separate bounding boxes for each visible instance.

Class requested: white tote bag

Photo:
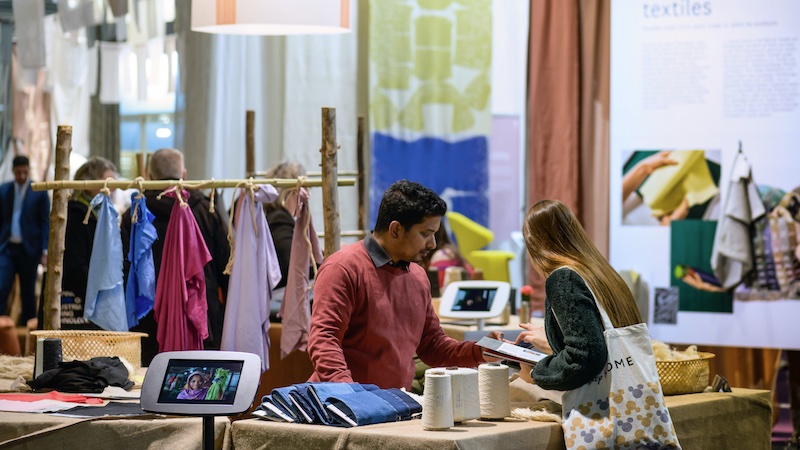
[560,280,681,450]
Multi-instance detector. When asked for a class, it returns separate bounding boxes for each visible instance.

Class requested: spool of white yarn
[478,363,510,420]
[442,266,463,290]
[422,369,454,430]
[444,367,480,422]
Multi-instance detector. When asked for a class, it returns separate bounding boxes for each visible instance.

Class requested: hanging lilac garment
[125,194,157,328]
[84,194,127,331]
[221,185,280,372]
[280,189,324,358]
[155,190,212,352]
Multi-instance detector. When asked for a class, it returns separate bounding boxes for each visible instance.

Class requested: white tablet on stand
[437,280,510,330]
[141,351,261,450]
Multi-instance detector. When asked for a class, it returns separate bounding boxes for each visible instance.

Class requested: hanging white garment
[710,151,766,289]
[99,42,122,104]
[12,0,46,70]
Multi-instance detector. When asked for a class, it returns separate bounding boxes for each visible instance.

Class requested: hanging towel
[84,194,127,331]
[280,189,323,358]
[155,190,212,352]
[125,194,157,329]
[58,0,95,33]
[710,151,766,289]
[221,185,280,372]
[99,42,122,104]
[12,0,45,70]
[638,150,719,217]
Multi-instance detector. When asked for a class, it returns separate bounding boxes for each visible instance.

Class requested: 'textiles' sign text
[643,0,712,18]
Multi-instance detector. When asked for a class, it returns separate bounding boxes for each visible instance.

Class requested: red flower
[520,285,534,297]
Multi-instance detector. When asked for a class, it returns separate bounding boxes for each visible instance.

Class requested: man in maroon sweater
[308,180,502,389]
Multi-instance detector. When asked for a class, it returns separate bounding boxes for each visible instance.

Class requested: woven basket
[30,330,148,370]
[656,352,715,395]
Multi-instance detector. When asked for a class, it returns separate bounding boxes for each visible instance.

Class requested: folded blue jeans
[305,382,379,425]
[326,391,399,427]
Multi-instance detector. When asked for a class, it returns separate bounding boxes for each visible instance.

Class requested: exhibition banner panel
[368,0,492,226]
[610,0,800,349]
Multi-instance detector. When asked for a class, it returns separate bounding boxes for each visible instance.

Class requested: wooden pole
[321,107,340,257]
[43,126,72,330]
[356,115,366,233]
[136,153,146,178]
[246,110,255,177]
[32,177,356,192]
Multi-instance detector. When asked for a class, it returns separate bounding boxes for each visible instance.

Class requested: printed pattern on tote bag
[560,269,681,450]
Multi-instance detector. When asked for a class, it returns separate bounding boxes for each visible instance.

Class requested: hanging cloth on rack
[221,184,280,372]
[155,189,212,352]
[710,150,766,289]
[280,188,323,358]
[125,193,157,329]
[84,194,127,331]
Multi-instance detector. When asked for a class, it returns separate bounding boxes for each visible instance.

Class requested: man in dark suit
[0,156,50,324]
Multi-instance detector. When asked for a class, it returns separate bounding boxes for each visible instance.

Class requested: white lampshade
[191,0,350,35]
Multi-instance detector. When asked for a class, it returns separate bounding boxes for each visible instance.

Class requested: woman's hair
[522,199,641,327]
[71,156,118,200]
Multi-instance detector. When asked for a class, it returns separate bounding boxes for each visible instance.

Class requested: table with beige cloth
[0,410,231,450]
[230,388,771,450]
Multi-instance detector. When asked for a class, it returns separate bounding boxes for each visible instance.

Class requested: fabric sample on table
[155,190,212,352]
[27,357,133,393]
[639,150,719,217]
[84,194,127,331]
[220,184,280,372]
[125,194,157,329]
[59,401,148,417]
[326,390,401,427]
[280,188,323,358]
[305,382,379,424]
[0,390,103,404]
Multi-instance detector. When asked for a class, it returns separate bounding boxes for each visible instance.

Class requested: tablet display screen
[452,287,497,312]
[157,359,244,405]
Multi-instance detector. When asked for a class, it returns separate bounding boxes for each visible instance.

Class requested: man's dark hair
[374,180,446,232]
[12,156,29,168]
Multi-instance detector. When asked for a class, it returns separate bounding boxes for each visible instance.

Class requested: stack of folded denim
[253,382,422,427]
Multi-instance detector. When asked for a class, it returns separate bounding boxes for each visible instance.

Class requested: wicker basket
[656,352,715,395]
[30,330,148,370]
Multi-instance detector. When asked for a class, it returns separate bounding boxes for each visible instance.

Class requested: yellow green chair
[445,212,515,282]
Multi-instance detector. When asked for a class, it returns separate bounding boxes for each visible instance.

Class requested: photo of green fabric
[670,220,733,313]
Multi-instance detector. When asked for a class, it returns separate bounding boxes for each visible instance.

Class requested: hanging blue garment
[84,194,127,331]
[125,194,157,328]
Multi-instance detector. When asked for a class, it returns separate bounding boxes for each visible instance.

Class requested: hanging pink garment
[280,189,323,358]
[221,184,280,372]
[154,190,212,353]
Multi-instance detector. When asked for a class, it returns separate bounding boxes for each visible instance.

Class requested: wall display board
[610,0,800,349]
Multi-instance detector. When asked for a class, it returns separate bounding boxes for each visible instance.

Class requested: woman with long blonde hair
[515,199,641,389]
[516,199,681,449]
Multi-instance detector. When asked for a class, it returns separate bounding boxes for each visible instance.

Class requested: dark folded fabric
[270,383,309,422]
[27,356,133,393]
[305,382,380,424]
[326,391,399,427]
[255,382,422,428]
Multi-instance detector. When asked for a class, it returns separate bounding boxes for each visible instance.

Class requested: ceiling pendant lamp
[191,0,350,35]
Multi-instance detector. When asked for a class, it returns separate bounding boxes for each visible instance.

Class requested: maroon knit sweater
[307,240,484,389]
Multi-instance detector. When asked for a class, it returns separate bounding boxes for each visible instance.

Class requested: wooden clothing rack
[33,108,352,330]
[243,110,369,241]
